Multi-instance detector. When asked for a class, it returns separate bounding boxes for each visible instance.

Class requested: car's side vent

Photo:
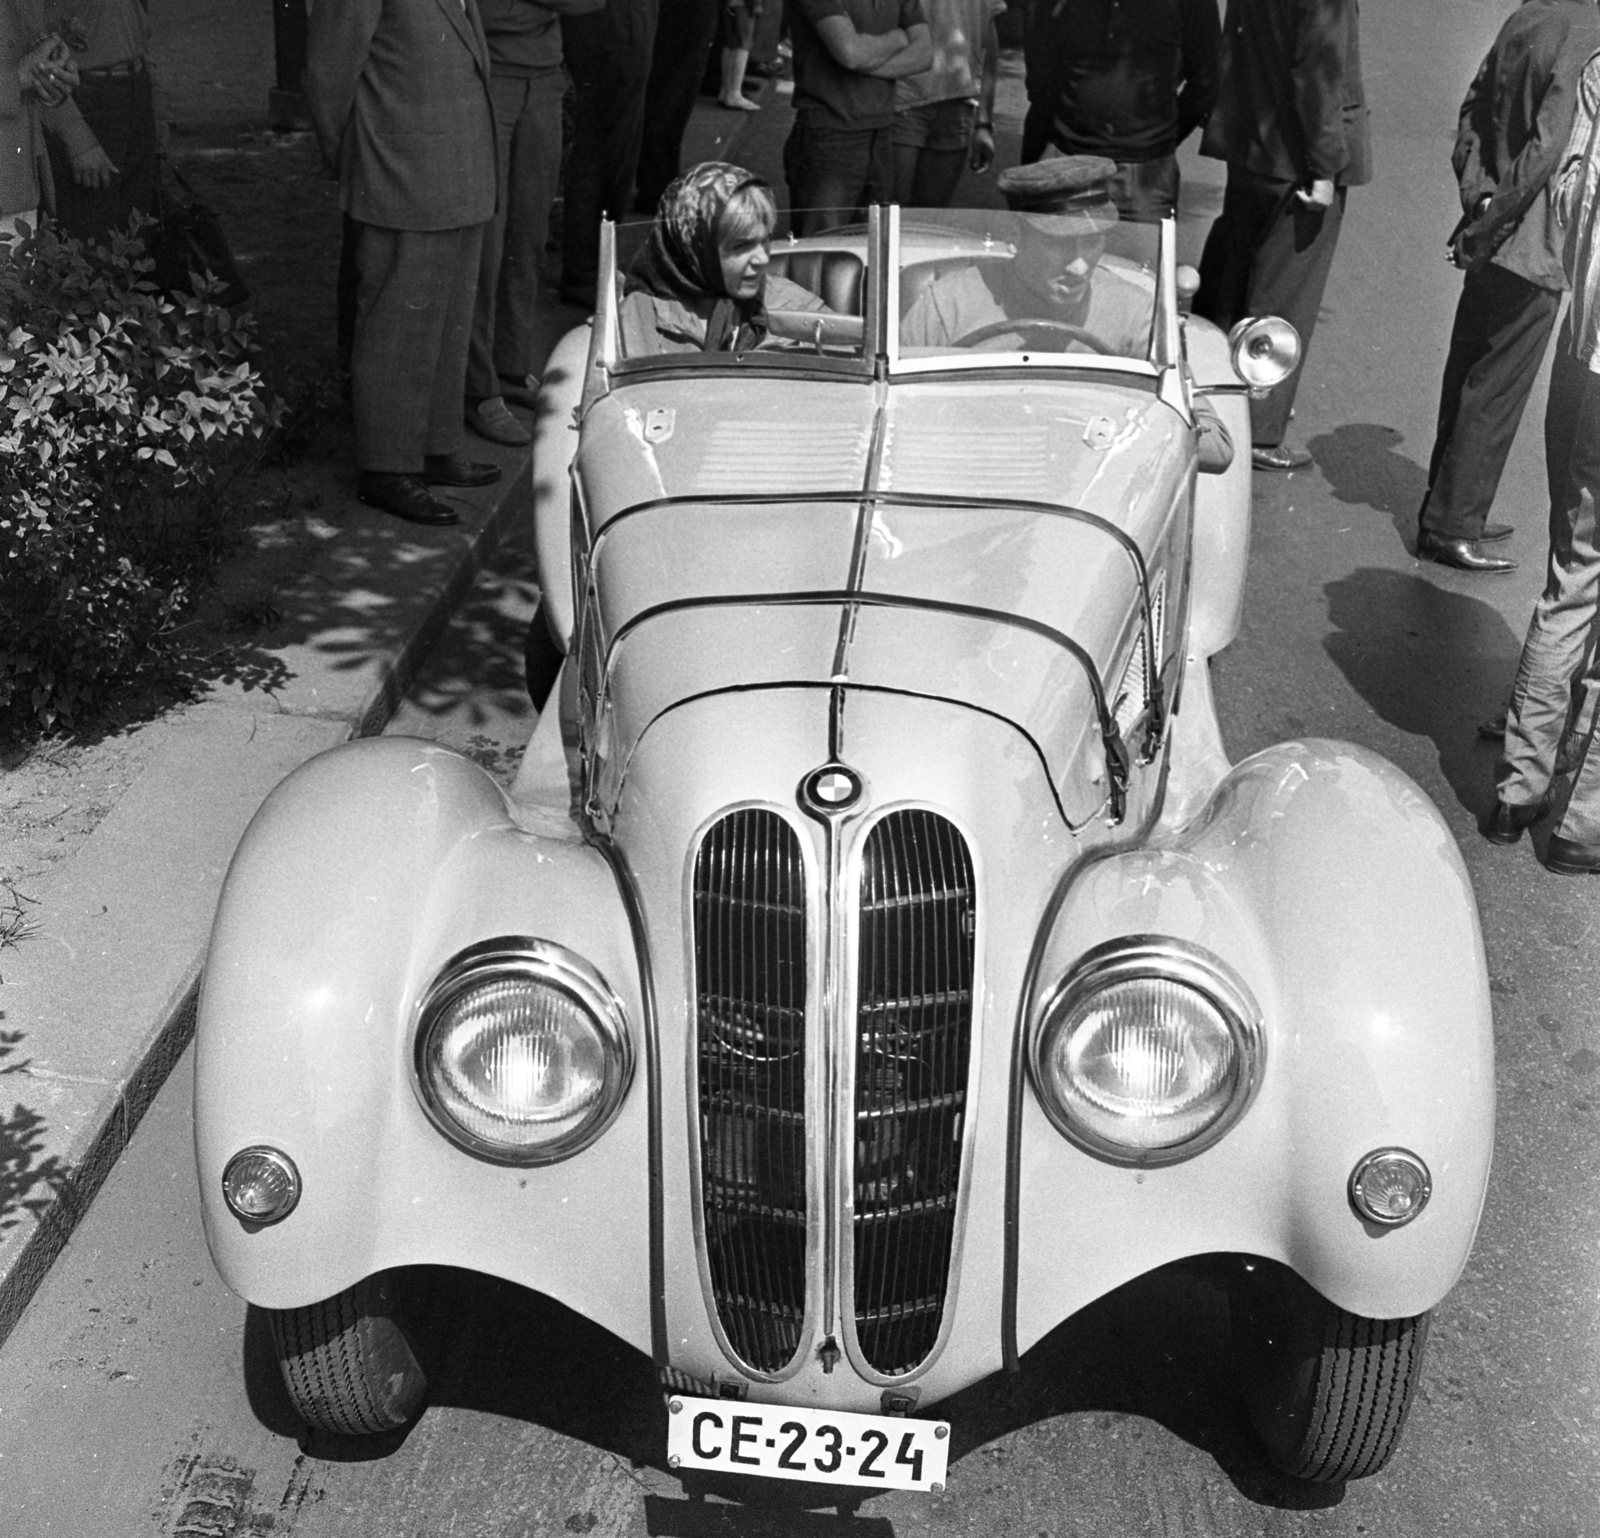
[852,810,976,1376]
[1113,577,1166,740]
[693,810,809,1374]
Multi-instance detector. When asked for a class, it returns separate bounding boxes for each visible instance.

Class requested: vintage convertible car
[195,207,1494,1492]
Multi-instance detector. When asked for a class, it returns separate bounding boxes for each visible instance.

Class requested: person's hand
[19,36,78,106]
[71,144,118,189]
[969,122,995,174]
[1294,177,1335,209]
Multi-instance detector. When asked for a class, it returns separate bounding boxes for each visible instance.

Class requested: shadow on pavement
[1310,422,1430,550]
[242,1259,1350,1517]
[1323,566,1524,815]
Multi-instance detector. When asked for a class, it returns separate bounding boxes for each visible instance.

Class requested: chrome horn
[1227,316,1302,394]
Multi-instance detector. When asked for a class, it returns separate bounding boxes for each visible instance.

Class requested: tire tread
[269,1273,427,1436]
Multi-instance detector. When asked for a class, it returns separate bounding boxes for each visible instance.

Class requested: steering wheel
[950,318,1112,353]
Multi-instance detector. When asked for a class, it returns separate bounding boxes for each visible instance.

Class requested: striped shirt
[1556,49,1600,371]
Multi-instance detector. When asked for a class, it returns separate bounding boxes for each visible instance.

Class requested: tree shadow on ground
[1323,567,1525,815]
[240,1260,1343,1522]
[0,1028,71,1244]
[1309,422,1430,552]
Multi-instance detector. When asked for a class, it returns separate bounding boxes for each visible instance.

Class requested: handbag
[147,159,250,309]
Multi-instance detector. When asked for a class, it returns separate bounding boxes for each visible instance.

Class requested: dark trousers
[468,67,564,398]
[1195,166,1347,447]
[351,222,484,473]
[635,0,723,213]
[1418,262,1562,541]
[561,0,658,299]
[784,119,895,236]
[45,66,158,242]
[1501,342,1600,840]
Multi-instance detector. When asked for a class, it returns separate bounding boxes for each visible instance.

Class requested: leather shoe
[421,452,501,488]
[1545,833,1600,874]
[1417,529,1516,573]
[467,396,531,447]
[497,372,542,409]
[357,472,460,526]
[1251,443,1313,471]
[1484,794,1552,845]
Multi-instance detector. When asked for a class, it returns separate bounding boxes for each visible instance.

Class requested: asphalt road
[2,5,1598,1534]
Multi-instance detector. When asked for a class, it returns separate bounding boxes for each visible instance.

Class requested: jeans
[1500,342,1600,841]
[784,119,895,237]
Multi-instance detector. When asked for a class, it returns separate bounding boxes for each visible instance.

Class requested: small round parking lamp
[1228,316,1301,391]
[1349,1147,1432,1227]
[222,1146,302,1226]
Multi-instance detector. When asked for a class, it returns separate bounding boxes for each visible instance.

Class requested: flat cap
[998,155,1119,216]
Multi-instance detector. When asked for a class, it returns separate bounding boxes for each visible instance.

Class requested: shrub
[0,219,279,734]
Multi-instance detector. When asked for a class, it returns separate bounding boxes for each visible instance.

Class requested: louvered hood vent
[852,811,976,1375]
[693,810,810,1373]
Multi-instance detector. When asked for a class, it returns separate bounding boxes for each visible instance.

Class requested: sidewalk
[0,53,775,1346]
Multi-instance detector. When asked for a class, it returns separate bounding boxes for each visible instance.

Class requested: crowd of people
[5,0,1600,877]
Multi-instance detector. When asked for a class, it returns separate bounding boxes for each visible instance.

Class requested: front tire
[1230,1259,1429,1482]
[268,1272,427,1435]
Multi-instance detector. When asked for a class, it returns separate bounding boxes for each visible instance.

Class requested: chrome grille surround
[848,810,977,1378]
[692,808,811,1375]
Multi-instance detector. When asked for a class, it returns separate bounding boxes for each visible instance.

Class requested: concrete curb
[0,85,776,1349]
[0,464,532,1348]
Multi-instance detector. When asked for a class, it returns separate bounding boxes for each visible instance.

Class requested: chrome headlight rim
[412,935,633,1167]
[1029,934,1265,1168]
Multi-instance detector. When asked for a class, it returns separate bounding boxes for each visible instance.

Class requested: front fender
[1015,740,1493,1348]
[194,737,652,1353]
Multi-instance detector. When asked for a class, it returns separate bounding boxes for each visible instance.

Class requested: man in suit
[1193,0,1370,471]
[1415,0,1600,575]
[305,0,501,526]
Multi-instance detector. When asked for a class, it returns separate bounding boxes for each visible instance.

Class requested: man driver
[900,156,1232,471]
[900,156,1153,353]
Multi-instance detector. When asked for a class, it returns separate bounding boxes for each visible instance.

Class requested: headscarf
[624,161,776,352]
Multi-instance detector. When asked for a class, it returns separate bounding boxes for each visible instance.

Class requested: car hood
[577,374,1191,826]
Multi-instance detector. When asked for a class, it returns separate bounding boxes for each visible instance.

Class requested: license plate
[666,1395,950,1492]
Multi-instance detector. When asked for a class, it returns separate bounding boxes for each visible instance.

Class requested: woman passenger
[620,161,829,356]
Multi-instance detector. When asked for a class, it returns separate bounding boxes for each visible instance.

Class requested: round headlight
[1227,316,1301,390]
[222,1145,301,1225]
[1030,937,1262,1165]
[1349,1148,1431,1227]
[414,938,632,1165]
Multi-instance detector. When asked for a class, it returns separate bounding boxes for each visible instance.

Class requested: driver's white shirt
[899,262,1153,355]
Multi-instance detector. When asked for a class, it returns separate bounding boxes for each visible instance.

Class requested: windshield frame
[585,204,1183,387]
[885,204,1180,379]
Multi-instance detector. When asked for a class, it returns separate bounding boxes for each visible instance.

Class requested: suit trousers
[352,222,484,473]
[1418,263,1562,542]
[468,68,564,399]
[45,67,159,242]
[1500,343,1600,841]
[1195,167,1347,447]
[561,0,658,299]
[635,0,723,213]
